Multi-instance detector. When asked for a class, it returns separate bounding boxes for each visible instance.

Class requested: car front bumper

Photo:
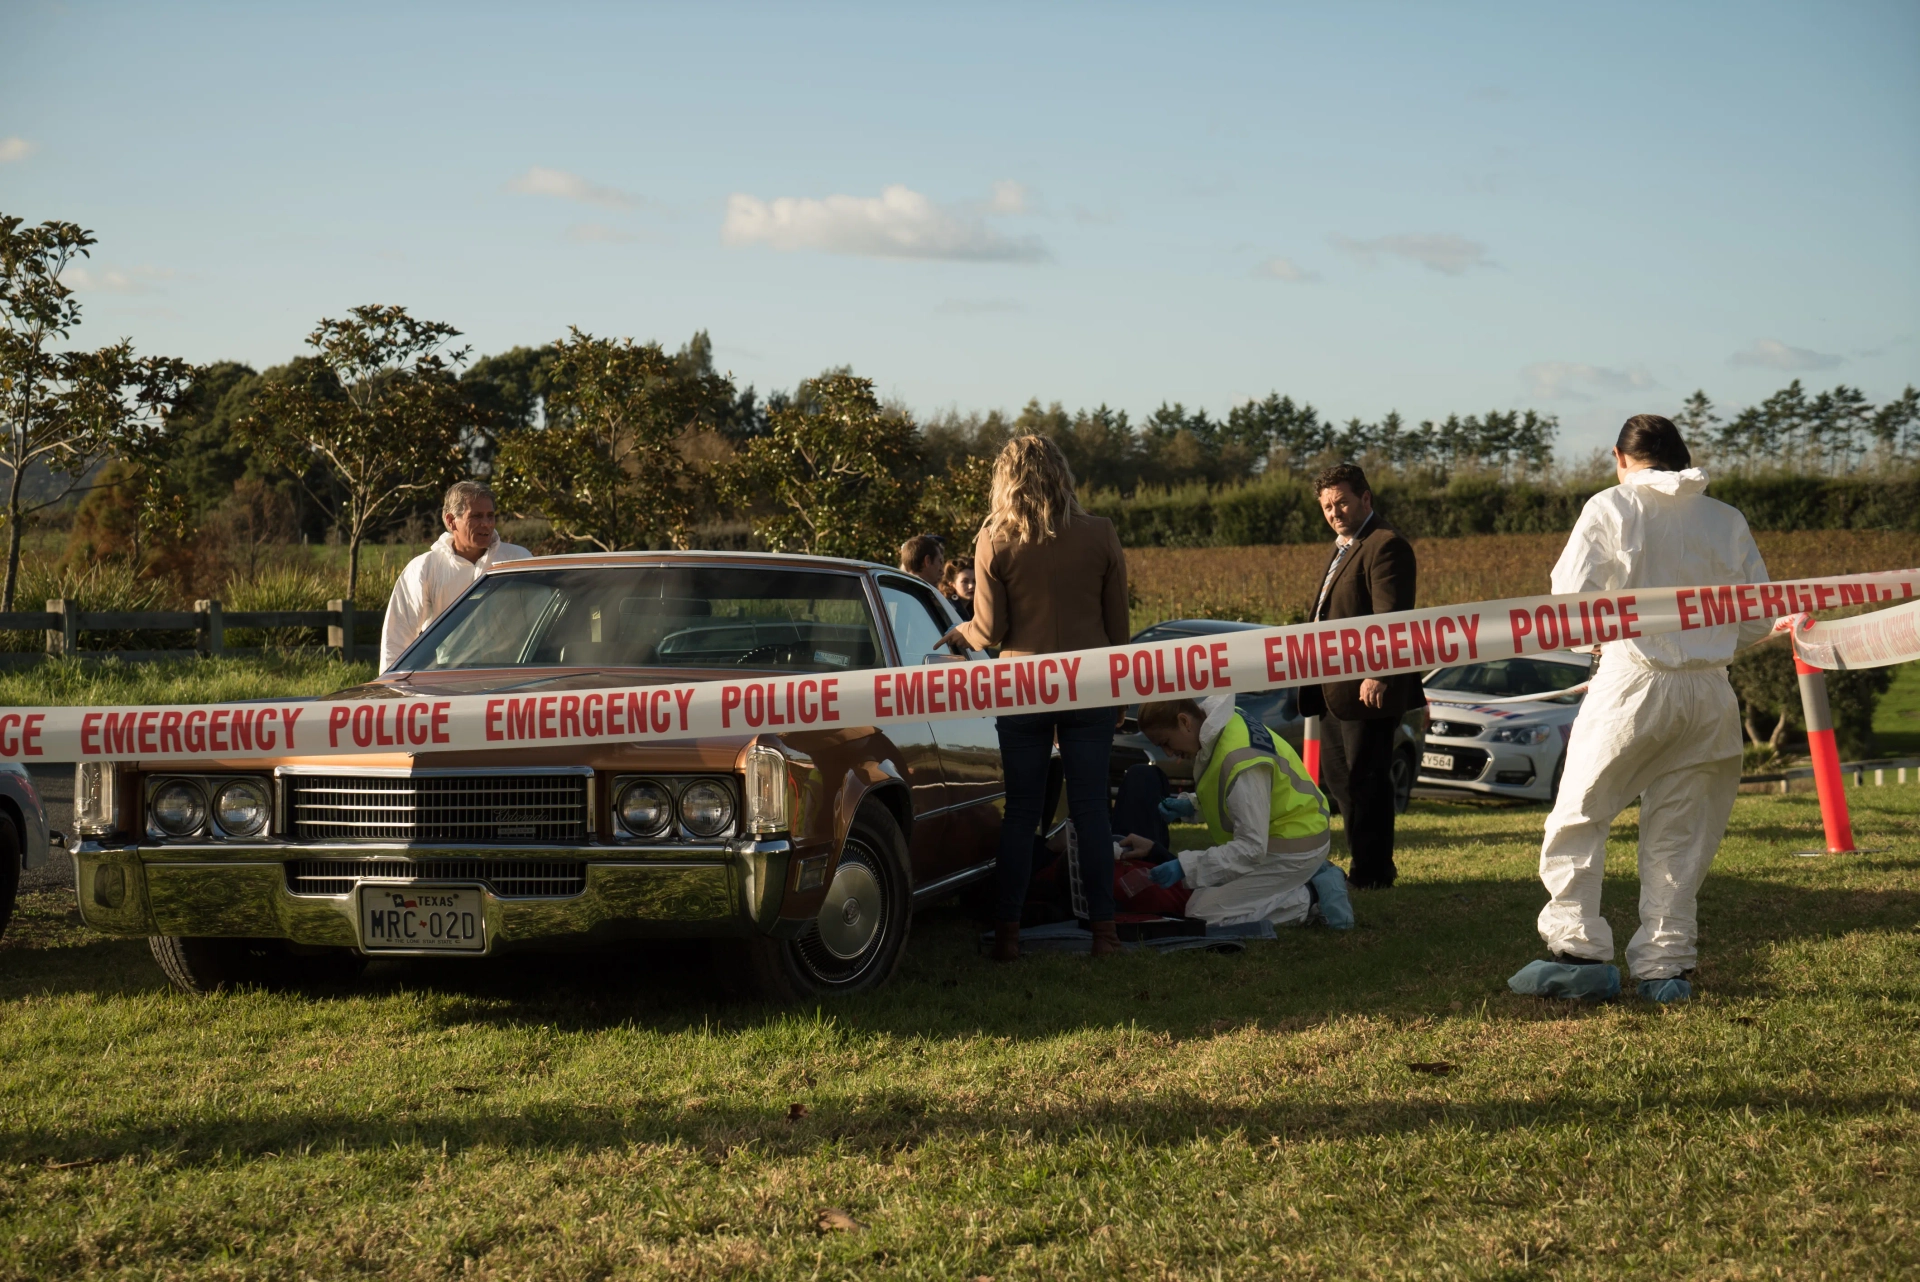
[71,837,831,953]
[1415,741,1556,801]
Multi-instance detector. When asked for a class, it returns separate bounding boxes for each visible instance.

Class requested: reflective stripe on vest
[1195,711,1331,851]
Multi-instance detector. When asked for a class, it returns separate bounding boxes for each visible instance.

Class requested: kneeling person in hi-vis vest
[1129,694,1353,929]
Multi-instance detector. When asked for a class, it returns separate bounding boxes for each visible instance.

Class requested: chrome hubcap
[816,860,882,960]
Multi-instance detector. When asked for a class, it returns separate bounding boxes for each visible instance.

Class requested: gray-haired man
[377,482,530,671]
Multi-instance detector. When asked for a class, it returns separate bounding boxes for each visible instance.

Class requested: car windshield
[399,566,884,673]
[1425,656,1589,699]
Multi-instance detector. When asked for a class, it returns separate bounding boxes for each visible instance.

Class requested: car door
[875,576,1003,881]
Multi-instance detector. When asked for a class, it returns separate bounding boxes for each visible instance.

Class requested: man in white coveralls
[378,481,530,672]
[1510,414,1770,1005]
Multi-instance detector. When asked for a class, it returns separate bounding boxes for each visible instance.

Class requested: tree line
[6,212,1917,609]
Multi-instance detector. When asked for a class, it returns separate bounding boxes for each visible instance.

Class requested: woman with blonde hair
[946,434,1131,959]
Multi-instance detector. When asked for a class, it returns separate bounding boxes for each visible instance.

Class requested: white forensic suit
[1538,467,1770,979]
[1175,693,1334,928]
[378,532,531,672]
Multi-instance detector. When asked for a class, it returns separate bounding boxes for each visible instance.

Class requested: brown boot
[1089,920,1123,957]
[991,922,1021,962]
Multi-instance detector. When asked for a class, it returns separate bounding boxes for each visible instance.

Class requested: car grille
[287,773,589,843]
[1423,747,1490,780]
[286,858,587,898]
[1428,720,1482,738]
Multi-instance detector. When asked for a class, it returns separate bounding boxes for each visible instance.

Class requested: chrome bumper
[71,837,820,952]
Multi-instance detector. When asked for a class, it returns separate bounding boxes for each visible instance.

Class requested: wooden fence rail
[0,599,369,665]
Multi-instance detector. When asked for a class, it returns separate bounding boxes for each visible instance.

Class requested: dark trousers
[1321,715,1398,887]
[995,707,1116,922]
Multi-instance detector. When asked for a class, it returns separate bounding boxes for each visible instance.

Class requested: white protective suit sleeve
[1177,766,1275,889]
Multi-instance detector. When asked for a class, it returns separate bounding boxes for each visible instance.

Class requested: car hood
[1425,696,1579,727]
[327,667,754,700]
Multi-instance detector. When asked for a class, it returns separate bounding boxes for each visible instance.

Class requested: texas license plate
[1421,752,1455,772]
[358,885,486,953]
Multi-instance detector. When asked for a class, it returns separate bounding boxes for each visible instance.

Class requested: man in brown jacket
[1298,463,1421,888]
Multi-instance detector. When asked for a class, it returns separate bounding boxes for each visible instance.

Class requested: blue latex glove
[1157,794,1198,822]
[1309,860,1354,930]
[1149,857,1185,887]
[1507,959,1621,1002]
[1638,977,1693,1004]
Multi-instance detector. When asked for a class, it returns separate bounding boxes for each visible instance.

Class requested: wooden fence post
[328,599,356,662]
[45,599,77,657]
[195,599,224,657]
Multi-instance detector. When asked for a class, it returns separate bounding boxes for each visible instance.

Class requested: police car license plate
[1421,752,1455,772]
[358,886,485,953]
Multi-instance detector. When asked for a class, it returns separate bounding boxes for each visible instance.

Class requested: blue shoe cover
[1309,861,1354,930]
[1507,959,1621,1001]
[1638,977,1693,1004]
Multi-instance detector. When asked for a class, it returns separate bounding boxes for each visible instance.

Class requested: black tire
[1549,753,1566,805]
[1390,749,1415,815]
[730,803,912,1002]
[149,936,366,995]
[0,815,19,944]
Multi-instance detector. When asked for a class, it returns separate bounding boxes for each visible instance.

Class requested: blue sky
[3,0,1916,456]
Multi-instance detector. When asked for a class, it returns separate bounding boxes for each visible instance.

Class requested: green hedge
[1085,473,1920,547]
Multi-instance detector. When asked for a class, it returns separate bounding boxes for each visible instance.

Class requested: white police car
[1417,651,1593,803]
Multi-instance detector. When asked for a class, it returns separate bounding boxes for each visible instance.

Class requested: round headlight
[679,780,734,839]
[150,780,206,837]
[214,778,270,837]
[618,781,673,837]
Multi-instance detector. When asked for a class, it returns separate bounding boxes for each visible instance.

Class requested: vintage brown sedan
[71,552,1010,999]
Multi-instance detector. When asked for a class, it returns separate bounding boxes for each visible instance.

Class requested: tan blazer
[957,510,1130,656]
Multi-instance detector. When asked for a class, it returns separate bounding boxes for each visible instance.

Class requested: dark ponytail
[1616,414,1692,471]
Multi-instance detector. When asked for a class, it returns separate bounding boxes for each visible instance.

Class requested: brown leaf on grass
[47,1157,102,1170]
[787,1102,809,1121]
[1407,1061,1456,1076]
[817,1207,864,1232]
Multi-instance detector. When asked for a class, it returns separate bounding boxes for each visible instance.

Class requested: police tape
[1782,597,1920,670]
[3,569,1915,764]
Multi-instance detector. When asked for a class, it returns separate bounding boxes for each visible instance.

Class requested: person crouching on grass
[1129,694,1353,929]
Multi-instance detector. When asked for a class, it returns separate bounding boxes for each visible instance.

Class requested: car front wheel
[149,936,366,995]
[730,803,912,1002]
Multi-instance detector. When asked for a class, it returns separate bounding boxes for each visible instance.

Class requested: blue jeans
[995,707,1115,923]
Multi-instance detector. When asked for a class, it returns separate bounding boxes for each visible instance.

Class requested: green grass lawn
[3,784,1917,1279]
[1875,660,1920,759]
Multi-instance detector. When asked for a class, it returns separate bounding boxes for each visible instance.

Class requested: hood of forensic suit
[1620,467,1710,498]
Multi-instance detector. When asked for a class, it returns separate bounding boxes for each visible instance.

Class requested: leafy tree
[1730,635,1893,760]
[492,329,729,552]
[237,304,470,599]
[0,215,197,608]
[715,372,918,563]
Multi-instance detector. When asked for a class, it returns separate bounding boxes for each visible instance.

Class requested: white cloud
[565,222,642,244]
[0,137,33,163]
[1727,338,1842,371]
[1521,361,1658,401]
[505,166,636,210]
[1331,233,1491,275]
[1253,256,1318,283]
[721,184,1047,262]
[988,180,1031,214]
[60,264,175,294]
